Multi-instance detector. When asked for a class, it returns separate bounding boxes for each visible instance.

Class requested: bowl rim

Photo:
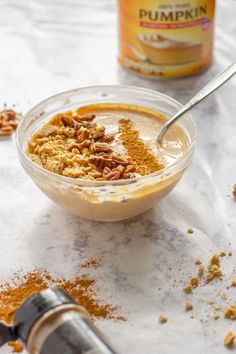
[16,84,197,188]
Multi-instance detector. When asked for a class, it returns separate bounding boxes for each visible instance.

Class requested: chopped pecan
[93,142,111,153]
[0,109,19,137]
[111,155,129,166]
[100,134,115,143]
[102,167,121,180]
[76,114,96,122]
[78,139,91,149]
[123,172,136,179]
[77,128,90,143]
[0,126,13,136]
[102,167,112,178]
[125,165,136,173]
[61,115,76,128]
[89,156,116,170]
[74,121,82,130]
[0,109,17,121]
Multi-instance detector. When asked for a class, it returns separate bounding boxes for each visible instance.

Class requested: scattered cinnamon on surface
[119,119,164,175]
[80,258,102,269]
[0,265,124,353]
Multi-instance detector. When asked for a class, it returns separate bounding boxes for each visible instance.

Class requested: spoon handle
[158,61,236,143]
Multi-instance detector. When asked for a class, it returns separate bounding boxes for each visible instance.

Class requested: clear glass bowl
[16,85,196,221]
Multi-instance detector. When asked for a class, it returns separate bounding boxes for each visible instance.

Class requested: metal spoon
[157,61,236,144]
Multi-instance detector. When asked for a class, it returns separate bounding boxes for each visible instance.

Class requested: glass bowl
[16,85,196,221]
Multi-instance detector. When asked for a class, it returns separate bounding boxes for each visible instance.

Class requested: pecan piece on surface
[0,109,17,121]
[61,115,76,128]
[0,126,14,136]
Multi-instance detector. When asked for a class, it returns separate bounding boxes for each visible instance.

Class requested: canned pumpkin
[118,0,215,79]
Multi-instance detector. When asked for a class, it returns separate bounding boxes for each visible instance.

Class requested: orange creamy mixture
[27,103,189,180]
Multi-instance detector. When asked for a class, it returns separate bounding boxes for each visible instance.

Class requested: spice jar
[0,289,118,354]
[118,0,216,79]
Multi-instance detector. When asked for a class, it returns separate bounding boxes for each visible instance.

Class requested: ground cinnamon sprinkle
[119,119,164,175]
[0,267,123,352]
[80,258,102,269]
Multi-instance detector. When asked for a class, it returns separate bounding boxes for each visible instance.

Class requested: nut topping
[28,108,138,181]
[77,128,90,143]
[100,134,115,143]
[61,116,75,128]
[89,156,116,170]
[93,142,111,153]
[0,109,20,137]
[75,114,95,122]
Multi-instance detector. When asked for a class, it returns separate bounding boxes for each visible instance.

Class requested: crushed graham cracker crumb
[219,252,226,257]
[187,228,194,234]
[190,277,199,288]
[205,254,223,283]
[206,300,214,305]
[195,259,201,265]
[233,185,236,198]
[224,305,236,320]
[183,284,192,294]
[159,315,167,324]
[185,301,193,311]
[213,305,222,311]
[224,331,236,347]
[198,264,205,276]
[213,313,220,320]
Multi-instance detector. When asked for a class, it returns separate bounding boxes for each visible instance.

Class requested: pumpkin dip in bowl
[16,86,196,221]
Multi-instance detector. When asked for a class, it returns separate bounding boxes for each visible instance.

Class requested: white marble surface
[1,0,236,353]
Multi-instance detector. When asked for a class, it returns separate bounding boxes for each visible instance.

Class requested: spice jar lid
[15,288,75,342]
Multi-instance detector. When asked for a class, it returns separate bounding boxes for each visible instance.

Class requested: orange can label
[118,0,215,78]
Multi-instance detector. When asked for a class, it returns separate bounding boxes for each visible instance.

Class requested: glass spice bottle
[0,288,118,354]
